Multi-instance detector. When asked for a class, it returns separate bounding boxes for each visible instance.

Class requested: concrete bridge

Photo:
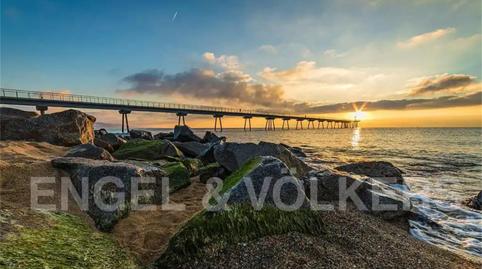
[0,88,359,132]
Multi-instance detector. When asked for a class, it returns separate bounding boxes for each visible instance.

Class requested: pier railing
[0,88,293,117]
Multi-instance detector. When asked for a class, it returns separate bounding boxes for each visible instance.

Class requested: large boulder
[173,141,209,158]
[172,125,201,142]
[160,162,191,192]
[0,109,95,146]
[129,129,153,140]
[51,157,167,231]
[154,131,174,140]
[112,139,184,160]
[95,133,126,152]
[303,169,411,220]
[199,162,228,183]
[213,141,312,177]
[181,158,204,177]
[201,131,226,144]
[336,161,405,185]
[64,143,114,161]
[0,107,38,119]
[94,128,108,137]
[463,191,482,210]
[279,143,307,158]
[214,156,309,210]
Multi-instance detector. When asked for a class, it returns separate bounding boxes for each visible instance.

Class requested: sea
[110,127,482,260]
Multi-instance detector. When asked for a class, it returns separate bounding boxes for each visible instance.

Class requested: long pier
[0,88,359,132]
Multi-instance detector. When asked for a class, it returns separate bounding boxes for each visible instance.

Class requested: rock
[198,142,219,165]
[161,162,191,192]
[336,161,405,185]
[280,143,307,158]
[0,109,95,146]
[173,125,202,142]
[181,158,204,177]
[303,169,411,220]
[216,156,309,209]
[95,133,126,152]
[154,131,174,140]
[129,129,153,140]
[464,191,482,210]
[173,141,210,158]
[0,107,38,119]
[113,139,184,160]
[64,143,114,161]
[201,131,226,143]
[213,141,312,177]
[199,162,228,183]
[94,128,108,137]
[51,157,167,231]
[94,138,115,153]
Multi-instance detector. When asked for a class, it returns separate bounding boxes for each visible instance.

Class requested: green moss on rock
[162,162,191,193]
[154,204,324,267]
[209,157,261,204]
[181,158,204,177]
[0,212,137,269]
[112,139,183,160]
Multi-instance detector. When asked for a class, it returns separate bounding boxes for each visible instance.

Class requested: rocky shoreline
[0,108,480,268]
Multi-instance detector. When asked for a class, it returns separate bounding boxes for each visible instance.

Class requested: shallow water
[113,127,482,259]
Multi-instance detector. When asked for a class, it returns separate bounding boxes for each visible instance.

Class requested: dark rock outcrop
[0,107,38,119]
[199,162,228,183]
[336,161,405,185]
[64,143,114,161]
[201,131,226,144]
[0,109,95,146]
[51,157,166,231]
[464,191,482,210]
[213,141,312,176]
[173,141,209,158]
[129,129,153,140]
[172,125,201,142]
[280,143,307,158]
[303,169,411,220]
[94,128,108,137]
[95,133,126,152]
[113,139,184,160]
[154,132,174,140]
[217,156,309,209]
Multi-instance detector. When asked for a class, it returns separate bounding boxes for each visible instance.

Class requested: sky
[1,0,481,127]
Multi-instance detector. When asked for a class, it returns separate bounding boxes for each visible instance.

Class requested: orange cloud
[397,27,456,48]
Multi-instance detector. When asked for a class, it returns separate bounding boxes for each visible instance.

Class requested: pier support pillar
[213,114,224,132]
[176,112,188,126]
[119,109,131,133]
[243,116,252,131]
[296,119,304,130]
[281,118,290,130]
[265,117,275,131]
[36,105,48,115]
[307,119,315,129]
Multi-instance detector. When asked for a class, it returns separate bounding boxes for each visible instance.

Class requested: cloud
[304,91,482,113]
[118,68,291,108]
[408,73,479,96]
[259,61,363,83]
[258,44,278,54]
[202,52,240,70]
[398,27,456,48]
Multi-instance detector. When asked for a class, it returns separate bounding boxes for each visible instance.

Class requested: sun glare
[353,111,366,121]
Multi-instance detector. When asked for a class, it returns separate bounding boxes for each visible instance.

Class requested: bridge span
[0,88,359,132]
